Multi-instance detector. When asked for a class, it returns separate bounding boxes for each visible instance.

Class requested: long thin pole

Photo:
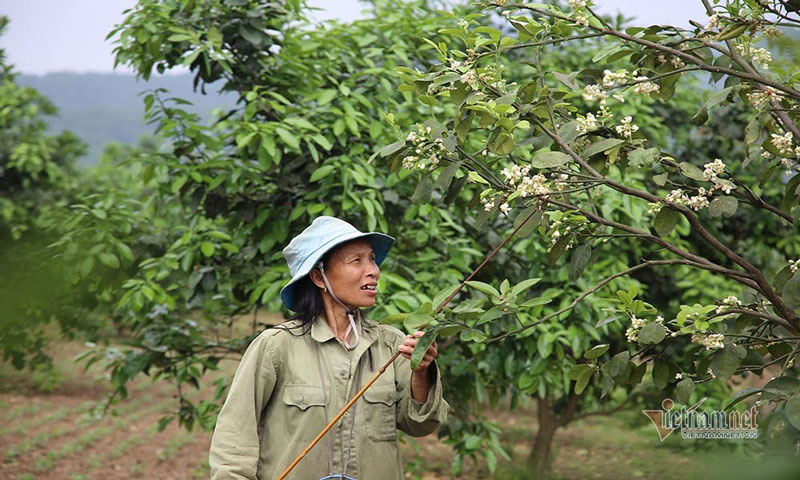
[276,200,544,480]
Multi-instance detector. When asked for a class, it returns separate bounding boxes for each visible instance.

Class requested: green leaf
[575,367,594,394]
[675,378,695,404]
[762,376,800,400]
[548,236,569,265]
[317,89,337,106]
[404,313,433,331]
[520,297,551,307]
[378,313,408,325]
[711,345,740,379]
[201,241,215,257]
[98,252,120,269]
[628,147,659,168]
[531,151,570,168]
[464,434,482,451]
[410,330,439,370]
[583,344,609,359]
[654,207,680,237]
[513,207,541,238]
[438,324,467,337]
[511,278,541,296]
[467,171,488,184]
[433,284,461,311]
[568,244,592,281]
[379,141,406,157]
[460,329,487,342]
[538,333,554,358]
[653,358,670,389]
[437,161,462,191]
[679,162,706,181]
[489,131,515,155]
[274,127,299,149]
[638,323,666,345]
[568,363,592,380]
[310,164,336,182]
[609,351,630,377]
[583,138,625,158]
[709,196,738,217]
[466,281,500,297]
[724,387,763,410]
[785,395,800,430]
[411,175,433,204]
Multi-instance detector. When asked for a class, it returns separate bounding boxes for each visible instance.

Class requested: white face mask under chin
[317,261,361,349]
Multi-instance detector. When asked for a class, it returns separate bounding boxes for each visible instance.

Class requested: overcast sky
[0,1,707,75]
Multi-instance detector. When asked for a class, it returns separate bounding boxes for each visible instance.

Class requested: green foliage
[383,0,800,465]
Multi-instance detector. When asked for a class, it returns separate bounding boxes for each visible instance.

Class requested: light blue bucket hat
[280,216,395,312]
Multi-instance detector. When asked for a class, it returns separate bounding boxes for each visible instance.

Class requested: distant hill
[18,72,236,166]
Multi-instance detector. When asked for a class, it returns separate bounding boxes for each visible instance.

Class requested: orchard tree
[380,0,800,473]
[0,16,109,371]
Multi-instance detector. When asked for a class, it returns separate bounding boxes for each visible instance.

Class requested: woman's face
[314,239,380,309]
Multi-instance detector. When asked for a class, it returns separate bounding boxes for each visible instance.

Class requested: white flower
[705,14,719,31]
[632,77,660,96]
[499,203,511,215]
[647,202,663,214]
[583,84,608,103]
[702,158,726,181]
[763,26,781,39]
[576,113,599,135]
[602,69,628,89]
[747,87,779,110]
[790,259,800,274]
[751,47,772,70]
[671,56,686,69]
[772,131,794,156]
[625,326,639,342]
[631,316,646,329]
[666,189,688,205]
[402,156,417,169]
[460,70,478,89]
[481,197,496,211]
[614,115,639,139]
[655,315,664,323]
[574,12,590,26]
[568,0,587,8]
[723,295,742,306]
[692,332,725,351]
[736,43,772,70]
[687,194,710,211]
[676,372,683,380]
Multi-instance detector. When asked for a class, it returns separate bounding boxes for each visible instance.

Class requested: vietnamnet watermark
[643,398,758,441]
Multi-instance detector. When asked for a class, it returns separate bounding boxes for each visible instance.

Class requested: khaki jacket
[208,314,449,480]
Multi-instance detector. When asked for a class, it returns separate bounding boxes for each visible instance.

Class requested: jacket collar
[311,310,378,346]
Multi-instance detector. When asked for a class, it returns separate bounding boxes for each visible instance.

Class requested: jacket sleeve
[209,331,278,480]
[388,330,450,437]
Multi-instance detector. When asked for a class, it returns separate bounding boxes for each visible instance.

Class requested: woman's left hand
[398,330,438,372]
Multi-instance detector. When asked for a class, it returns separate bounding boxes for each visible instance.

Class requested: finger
[413,330,425,338]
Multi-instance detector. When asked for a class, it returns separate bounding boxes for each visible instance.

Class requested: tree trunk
[526,396,559,478]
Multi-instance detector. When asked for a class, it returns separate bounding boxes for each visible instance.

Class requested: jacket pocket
[362,385,399,442]
[282,384,328,442]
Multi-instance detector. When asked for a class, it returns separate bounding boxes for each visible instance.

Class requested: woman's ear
[308,268,325,290]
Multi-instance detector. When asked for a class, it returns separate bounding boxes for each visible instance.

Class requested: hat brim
[279,231,395,312]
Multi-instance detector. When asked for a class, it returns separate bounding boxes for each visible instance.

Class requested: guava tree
[63,0,507,433]
[381,0,800,472]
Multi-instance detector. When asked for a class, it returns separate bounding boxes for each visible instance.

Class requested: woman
[209,216,449,480]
